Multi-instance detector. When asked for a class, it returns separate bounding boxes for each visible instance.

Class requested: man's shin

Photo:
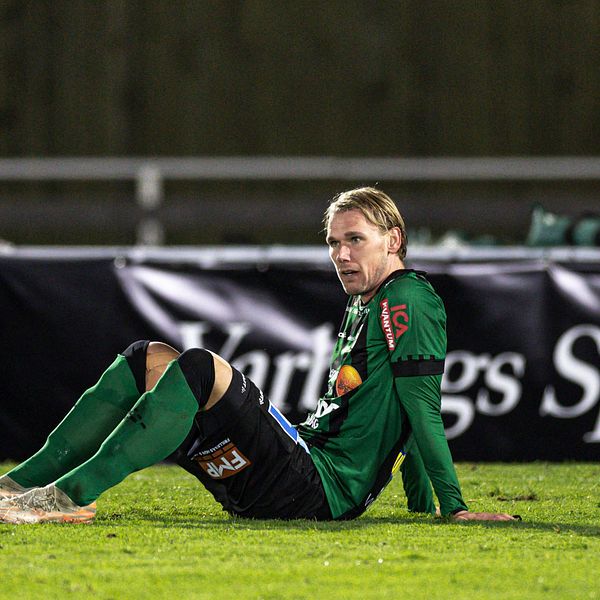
[7,342,148,488]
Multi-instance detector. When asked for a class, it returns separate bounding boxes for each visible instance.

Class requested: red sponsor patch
[194,442,252,479]
[380,299,409,351]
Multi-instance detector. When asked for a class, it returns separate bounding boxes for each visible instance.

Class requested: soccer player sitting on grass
[0,187,518,524]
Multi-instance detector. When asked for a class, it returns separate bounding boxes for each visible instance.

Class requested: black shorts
[174,368,332,520]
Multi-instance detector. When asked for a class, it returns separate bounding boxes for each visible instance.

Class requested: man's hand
[451,510,521,521]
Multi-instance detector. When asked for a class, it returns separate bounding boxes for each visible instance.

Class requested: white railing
[3,245,600,267]
[1,156,599,244]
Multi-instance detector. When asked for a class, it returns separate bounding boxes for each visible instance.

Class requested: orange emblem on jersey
[336,365,363,396]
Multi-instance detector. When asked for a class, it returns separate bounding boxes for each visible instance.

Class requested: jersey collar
[358,268,426,306]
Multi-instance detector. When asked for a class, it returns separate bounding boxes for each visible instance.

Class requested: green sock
[56,359,198,506]
[8,355,141,489]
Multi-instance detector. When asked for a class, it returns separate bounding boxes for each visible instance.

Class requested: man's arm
[395,374,467,516]
[400,438,436,514]
[395,375,518,521]
[384,278,518,521]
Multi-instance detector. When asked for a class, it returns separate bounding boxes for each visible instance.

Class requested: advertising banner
[1,248,599,461]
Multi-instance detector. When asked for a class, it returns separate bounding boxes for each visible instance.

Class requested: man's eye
[329,241,339,248]
[351,237,362,243]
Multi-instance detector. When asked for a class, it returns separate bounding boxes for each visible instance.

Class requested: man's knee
[122,340,181,392]
[147,341,180,365]
[145,341,180,390]
[177,348,232,410]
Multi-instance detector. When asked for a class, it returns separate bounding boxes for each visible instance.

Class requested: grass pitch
[1,462,598,599]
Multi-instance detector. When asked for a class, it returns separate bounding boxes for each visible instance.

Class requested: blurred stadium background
[0,1,599,246]
[1,2,599,462]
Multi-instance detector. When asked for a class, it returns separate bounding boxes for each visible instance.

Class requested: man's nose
[338,244,351,261]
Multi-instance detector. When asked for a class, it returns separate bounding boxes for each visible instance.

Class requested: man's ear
[387,227,402,254]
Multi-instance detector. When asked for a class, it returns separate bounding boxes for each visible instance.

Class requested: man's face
[326,209,402,302]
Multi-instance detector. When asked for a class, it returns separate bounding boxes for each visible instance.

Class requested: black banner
[1,247,599,461]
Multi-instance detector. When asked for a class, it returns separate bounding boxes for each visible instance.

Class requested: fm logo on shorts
[380,299,408,351]
[194,441,252,479]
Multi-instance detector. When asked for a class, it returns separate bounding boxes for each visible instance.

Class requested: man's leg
[0,345,229,523]
[0,341,152,495]
[175,366,331,520]
[54,349,208,505]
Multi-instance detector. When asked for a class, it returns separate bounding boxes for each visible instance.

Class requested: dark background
[1,249,599,462]
[0,1,599,245]
[2,1,599,156]
[0,4,599,461]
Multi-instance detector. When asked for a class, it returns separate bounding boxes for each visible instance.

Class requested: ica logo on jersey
[380,299,409,351]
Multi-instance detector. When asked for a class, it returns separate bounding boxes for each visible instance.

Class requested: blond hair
[323,187,408,259]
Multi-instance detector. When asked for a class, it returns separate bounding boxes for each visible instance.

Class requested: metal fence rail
[2,156,599,245]
[2,156,600,181]
[3,245,600,266]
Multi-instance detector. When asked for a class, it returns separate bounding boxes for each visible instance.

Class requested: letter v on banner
[380,299,409,351]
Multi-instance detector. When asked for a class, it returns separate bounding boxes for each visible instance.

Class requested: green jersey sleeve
[400,438,436,514]
[377,274,468,515]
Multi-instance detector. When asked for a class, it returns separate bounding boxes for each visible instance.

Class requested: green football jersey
[298,269,468,519]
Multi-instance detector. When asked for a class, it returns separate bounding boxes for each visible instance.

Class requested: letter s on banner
[539,324,600,442]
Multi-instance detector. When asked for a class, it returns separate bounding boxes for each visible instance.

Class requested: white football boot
[0,483,96,524]
[0,475,32,500]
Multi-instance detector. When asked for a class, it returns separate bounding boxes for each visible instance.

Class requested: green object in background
[572,215,600,246]
[526,205,600,247]
[526,205,571,246]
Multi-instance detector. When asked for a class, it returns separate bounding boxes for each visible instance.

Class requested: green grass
[1,463,599,599]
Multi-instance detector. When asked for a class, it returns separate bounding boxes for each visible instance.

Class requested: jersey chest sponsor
[379,299,408,351]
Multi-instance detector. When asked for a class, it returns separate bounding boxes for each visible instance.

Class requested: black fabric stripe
[121,340,150,395]
[304,432,329,450]
[326,395,351,437]
[392,358,445,377]
[177,348,216,409]
[378,268,427,294]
